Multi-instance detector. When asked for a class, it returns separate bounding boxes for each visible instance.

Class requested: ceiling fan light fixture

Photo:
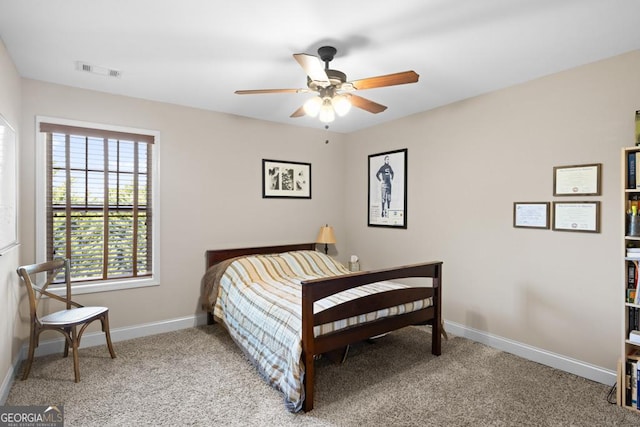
[332,94,351,117]
[318,98,335,123]
[303,96,322,117]
[235,46,419,125]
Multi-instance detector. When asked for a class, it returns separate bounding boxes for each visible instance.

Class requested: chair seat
[41,306,108,326]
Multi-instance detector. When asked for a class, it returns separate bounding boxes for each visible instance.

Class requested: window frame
[35,116,161,294]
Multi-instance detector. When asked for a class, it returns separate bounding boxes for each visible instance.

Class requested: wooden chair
[17,258,116,382]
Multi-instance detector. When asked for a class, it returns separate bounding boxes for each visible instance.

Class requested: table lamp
[315,224,336,254]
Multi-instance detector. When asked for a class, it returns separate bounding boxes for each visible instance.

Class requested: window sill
[49,276,159,296]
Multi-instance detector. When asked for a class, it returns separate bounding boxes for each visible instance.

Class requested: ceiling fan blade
[293,53,330,85]
[349,94,387,114]
[350,71,419,90]
[235,88,305,95]
[290,106,306,118]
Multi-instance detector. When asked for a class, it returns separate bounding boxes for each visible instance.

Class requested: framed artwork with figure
[368,148,407,228]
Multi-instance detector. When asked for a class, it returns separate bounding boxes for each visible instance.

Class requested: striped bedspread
[206,250,433,412]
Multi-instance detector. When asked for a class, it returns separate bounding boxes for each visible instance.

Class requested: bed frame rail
[313,307,436,354]
[300,260,442,412]
[313,287,435,325]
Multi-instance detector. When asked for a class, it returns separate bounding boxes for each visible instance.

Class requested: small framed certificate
[553,163,601,196]
[513,202,550,229]
[552,201,600,233]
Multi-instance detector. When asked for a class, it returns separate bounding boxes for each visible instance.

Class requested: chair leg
[102,314,116,359]
[22,329,38,381]
[71,326,80,383]
[441,321,449,341]
[63,327,71,358]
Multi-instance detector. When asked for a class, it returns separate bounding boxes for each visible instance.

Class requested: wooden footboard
[300,261,442,412]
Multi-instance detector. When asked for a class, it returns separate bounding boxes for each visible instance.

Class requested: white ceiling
[1,0,640,134]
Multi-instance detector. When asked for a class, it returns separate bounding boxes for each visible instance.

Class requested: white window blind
[40,122,154,283]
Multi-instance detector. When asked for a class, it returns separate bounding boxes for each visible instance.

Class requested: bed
[202,243,443,412]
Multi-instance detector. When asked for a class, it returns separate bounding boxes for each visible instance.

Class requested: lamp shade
[316,225,336,244]
[332,94,352,116]
[318,99,335,123]
[303,96,322,117]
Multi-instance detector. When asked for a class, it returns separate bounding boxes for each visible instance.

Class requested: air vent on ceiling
[75,61,121,78]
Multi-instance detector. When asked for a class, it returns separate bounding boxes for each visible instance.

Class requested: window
[37,118,160,293]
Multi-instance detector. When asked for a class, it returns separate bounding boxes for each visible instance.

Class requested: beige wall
[0,39,22,398]
[3,40,639,392]
[17,80,348,331]
[344,50,640,370]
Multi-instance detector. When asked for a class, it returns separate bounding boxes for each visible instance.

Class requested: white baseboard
[27,312,210,358]
[444,320,616,386]
[2,315,615,405]
[0,351,22,405]
[0,312,208,405]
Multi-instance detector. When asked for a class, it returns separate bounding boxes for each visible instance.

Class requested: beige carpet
[5,325,640,426]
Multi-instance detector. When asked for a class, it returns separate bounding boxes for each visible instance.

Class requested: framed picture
[553,163,601,196]
[262,159,311,199]
[0,114,18,255]
[552,201,600,233]
[513,202,550,229]
[368,148,407,228]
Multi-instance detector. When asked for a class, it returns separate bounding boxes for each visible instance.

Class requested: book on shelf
[630,152,640,189]
[625,350,640,409]
[632,308,640,331]
[636,152,640,189]
[629,151,636,189]
[633,260,640,305]
[627,350,640,408]
[629,308,639,331]
[631,260,640,305]
[635,110,640,147]
[630,330,640,345]
[626,360,633,406]
[628,350,640,406]
[632,361,638,408]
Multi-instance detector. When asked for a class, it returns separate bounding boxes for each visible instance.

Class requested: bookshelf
[622,146,640,412]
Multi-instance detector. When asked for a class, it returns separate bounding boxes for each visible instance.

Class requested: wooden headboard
[205,242,316,268]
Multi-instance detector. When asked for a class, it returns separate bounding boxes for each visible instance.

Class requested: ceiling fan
[234,46,419,124]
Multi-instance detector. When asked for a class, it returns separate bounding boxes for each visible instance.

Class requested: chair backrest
[16,259,80,321]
